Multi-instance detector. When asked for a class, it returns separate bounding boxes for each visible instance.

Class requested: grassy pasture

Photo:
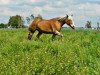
[0,28,100,75]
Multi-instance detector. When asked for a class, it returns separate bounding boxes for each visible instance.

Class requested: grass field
[0,28,100,75]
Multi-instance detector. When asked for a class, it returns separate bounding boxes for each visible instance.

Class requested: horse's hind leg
[36,32,42,39]
[28,31,33,40]
[35,32,42,41]
[28,30,35,40]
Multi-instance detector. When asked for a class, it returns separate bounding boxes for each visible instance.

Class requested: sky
[0,0,100,27]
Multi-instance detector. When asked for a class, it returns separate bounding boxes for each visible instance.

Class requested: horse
[28,15,75,40]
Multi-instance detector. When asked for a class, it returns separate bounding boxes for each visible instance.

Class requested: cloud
[0,0,100,27]
[0,0,11,5]
[30,0,40,2]
[72,3,100,22]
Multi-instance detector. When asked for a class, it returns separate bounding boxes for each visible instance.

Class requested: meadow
[0,28,100,75]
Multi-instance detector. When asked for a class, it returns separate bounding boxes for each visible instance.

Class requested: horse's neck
[59,20,65,27]
[54,17,66,27]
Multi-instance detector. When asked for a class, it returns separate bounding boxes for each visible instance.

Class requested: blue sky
[0,0,100,27]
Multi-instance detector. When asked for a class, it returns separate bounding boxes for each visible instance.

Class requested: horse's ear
[66,14,68,18]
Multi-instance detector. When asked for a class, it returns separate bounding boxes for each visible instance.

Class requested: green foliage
[26,14,35,24]
[0,23,6,28]
[85,21,92,28]
[97,22,100,30]
[26,14,42,24]
[0,28,100,75]
[8,15,24,28]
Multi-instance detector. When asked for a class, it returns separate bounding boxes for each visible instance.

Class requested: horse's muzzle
[71,26,75,29]
[73,26,75,29]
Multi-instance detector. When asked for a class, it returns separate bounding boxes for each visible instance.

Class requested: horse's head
[65,15,75,29]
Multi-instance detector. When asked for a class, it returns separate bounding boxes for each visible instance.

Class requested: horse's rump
[28,18,43,32]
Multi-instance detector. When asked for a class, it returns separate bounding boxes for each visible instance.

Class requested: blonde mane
[52,16,66,21]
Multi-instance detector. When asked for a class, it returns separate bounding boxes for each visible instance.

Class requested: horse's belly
[37,27,52,33]
[39,30,53,34]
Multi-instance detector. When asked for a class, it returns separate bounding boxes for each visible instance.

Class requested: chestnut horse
[28,15,75,40]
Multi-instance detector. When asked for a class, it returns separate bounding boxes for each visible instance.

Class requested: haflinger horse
[28,15,75,40]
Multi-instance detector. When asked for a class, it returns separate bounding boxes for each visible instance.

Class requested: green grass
[0,28,100,75]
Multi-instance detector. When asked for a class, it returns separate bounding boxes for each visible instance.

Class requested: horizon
[0,0,100,27]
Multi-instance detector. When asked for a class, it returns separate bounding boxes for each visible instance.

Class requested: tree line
[0,14,100,29]
[85,21,100,29]
[0,14,42,28]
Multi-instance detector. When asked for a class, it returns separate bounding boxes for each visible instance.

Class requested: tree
[26,17,31,24]
[0,23,8,28]
[18,17,25,28]
[0,23,5,28]
[30,14,35,20]
[37,14,42,19]
[8,15,24,28]
[85,21,92,28]
[26,14,42,24]
[26,14,35,24]
[97,22,100,30]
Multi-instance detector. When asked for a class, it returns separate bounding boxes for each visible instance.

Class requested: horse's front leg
[55,31,63,37]
[54,31,63,40]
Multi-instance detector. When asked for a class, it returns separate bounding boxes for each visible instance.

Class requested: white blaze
[68,15,75,27]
